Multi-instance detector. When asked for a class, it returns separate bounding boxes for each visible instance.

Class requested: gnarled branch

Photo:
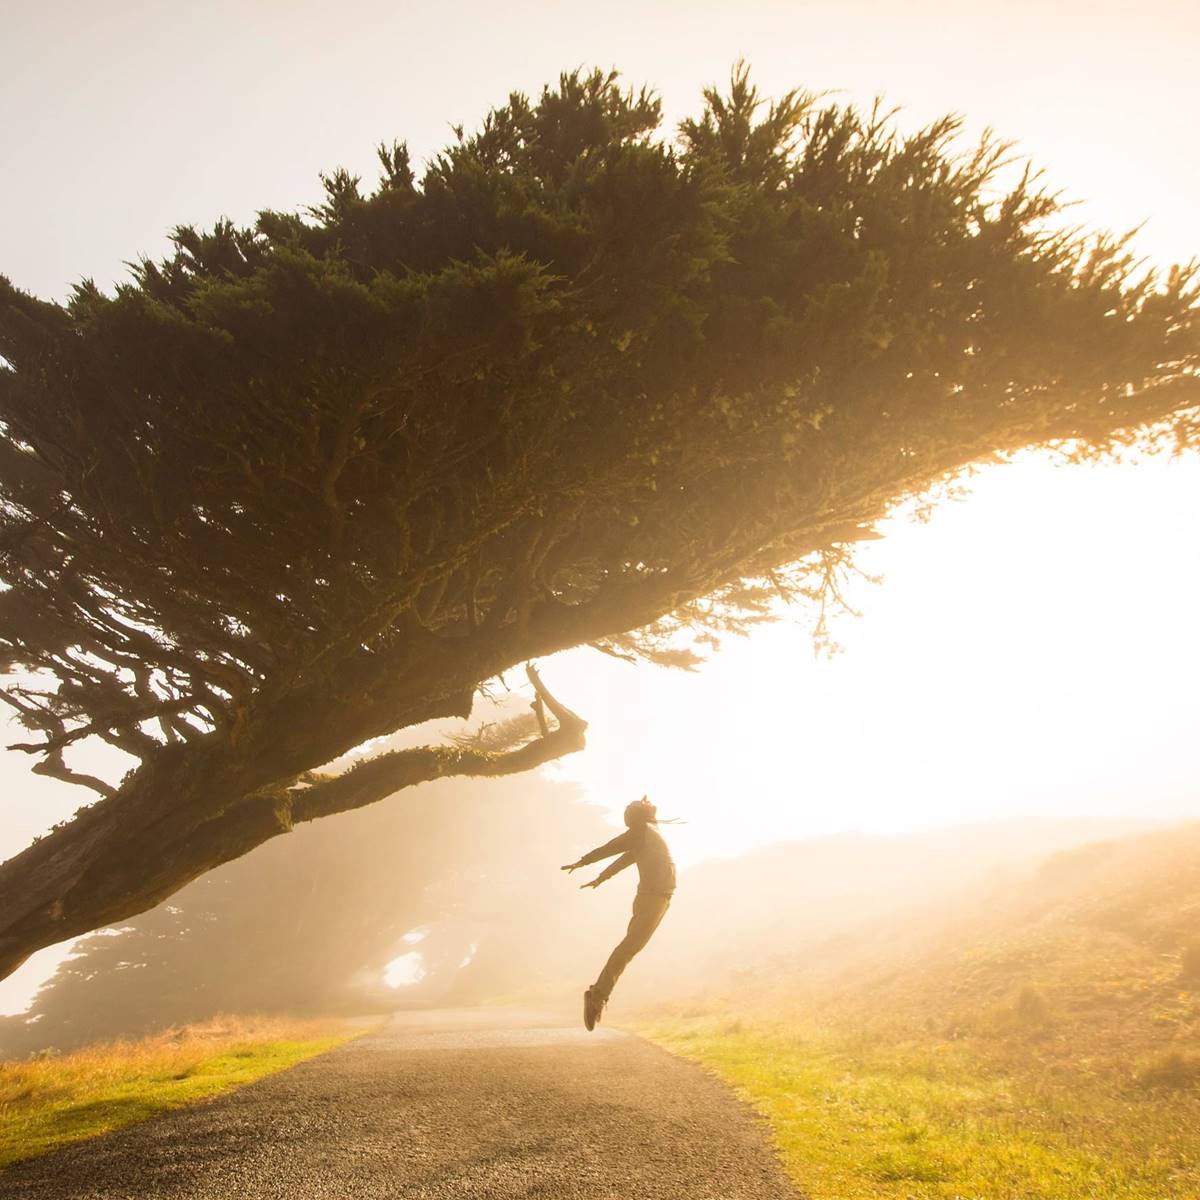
[291,664,586,823]
[0,663,586,982]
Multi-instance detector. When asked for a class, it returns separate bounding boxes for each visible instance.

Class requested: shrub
[1015,986,1051,1027]
[868,1150,949,1183]
[1136,1051,1200,1091]
[1180,939,1200,984]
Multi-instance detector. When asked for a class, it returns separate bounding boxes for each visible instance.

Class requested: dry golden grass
[0,1014,365,1167]
[639,1008,1200,1200]
[630,829,1200,1198]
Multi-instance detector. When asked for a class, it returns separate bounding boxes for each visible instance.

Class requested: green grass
[636,1012,1200,1200]
[627,826,1200,1198]
[0,1015,365,1167]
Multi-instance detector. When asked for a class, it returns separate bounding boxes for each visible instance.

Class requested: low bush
[1136,1051,1200,1091]
[1015,985,1051,1026]
[1180,940,1200,983]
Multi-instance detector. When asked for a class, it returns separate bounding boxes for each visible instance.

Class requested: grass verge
[635,1012,1200,1200]
[0,1014,367,1168]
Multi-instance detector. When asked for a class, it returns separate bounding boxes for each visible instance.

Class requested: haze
[2,0,1198,1014]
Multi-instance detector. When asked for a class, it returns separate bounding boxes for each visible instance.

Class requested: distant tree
[0,68,1196,980]
[0,773,609,1055]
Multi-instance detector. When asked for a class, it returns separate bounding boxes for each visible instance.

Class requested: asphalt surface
[0,1008,803,1199]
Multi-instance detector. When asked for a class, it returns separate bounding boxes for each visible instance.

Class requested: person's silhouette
[562,796,676,1030]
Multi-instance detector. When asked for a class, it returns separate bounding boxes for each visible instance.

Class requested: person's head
[623,795,657,827]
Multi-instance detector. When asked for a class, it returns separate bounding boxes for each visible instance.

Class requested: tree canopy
[1,68,1196,981]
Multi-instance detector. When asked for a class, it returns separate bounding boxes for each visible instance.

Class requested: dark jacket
[578,823,676,896]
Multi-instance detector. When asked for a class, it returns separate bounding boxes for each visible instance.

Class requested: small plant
[868,1149,949,1183]
[1015,985,1050,1026]
[0,1015,359,1168]
[1136,1051,1200,1091]
[1180,940,1200,984]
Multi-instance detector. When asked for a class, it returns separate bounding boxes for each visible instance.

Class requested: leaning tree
[0,69,1196,981]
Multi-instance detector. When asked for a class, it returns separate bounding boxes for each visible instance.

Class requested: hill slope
[638,821,1200,1199]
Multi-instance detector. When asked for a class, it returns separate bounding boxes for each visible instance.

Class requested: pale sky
[1,0,1197,1009]
[549,450,1200,866]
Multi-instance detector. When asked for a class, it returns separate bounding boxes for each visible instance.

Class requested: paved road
[0,1008,802,1199]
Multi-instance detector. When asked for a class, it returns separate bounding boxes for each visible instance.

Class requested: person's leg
[592,892,671,1004]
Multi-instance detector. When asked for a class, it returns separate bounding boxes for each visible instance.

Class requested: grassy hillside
[635,823,1200,1199]
[0,1015,366,1168]
[788,823,1200,1062]
[620,817,1160,1006]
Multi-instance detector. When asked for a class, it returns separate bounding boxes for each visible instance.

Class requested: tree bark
[0,664,585,982]
[0,520,872,983]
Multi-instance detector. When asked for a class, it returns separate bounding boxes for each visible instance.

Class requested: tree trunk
[0,661,587,981]
[0,521,870,982]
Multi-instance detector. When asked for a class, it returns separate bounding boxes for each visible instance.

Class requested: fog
[1,752,1167,1057]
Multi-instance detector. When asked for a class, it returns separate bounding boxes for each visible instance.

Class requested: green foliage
[2,66,1196,779]
[0,67,1196,962]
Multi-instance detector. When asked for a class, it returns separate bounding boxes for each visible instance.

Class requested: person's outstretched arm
[580,851,636,889]
[561,830,632,874]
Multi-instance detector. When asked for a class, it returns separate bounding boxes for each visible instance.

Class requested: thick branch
[7,694,196,759]
[32,752,117,798]
[0,665,585,982]
[291,664,586,823]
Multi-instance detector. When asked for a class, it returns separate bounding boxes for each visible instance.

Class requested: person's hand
[560,862,579,873]
[579,879,600,890]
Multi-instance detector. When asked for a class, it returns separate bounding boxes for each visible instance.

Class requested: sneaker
[583,987,600,1031]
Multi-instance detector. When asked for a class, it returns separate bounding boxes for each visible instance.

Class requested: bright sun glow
[383,952,426,989]
[548,452,1200,865]
[0,1,1197,1020]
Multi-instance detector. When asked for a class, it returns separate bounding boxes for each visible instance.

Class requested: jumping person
[562,796,676,1030]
